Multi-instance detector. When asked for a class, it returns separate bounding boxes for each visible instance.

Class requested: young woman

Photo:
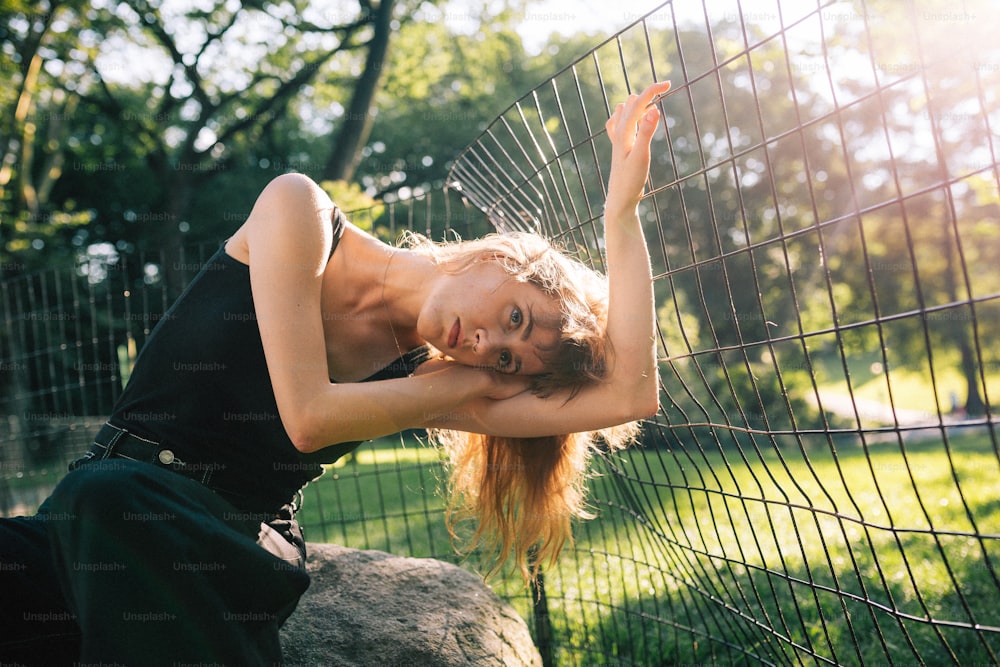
[0,81,669,665]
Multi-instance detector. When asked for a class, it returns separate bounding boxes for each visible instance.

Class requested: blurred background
[3,1,1000,664]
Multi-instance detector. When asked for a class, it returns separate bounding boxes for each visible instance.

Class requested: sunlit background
[3,1,999,664]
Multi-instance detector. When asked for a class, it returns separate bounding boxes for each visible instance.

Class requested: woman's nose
[473,329,492,355]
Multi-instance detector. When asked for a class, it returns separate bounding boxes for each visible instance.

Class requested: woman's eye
[498,350,512,368]
[510,307,522,326]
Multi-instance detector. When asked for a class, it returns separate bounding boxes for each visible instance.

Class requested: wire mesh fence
[2,0,999,665]
[444,0,1000,664]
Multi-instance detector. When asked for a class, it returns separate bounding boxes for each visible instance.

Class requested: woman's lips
[447,319,461,349]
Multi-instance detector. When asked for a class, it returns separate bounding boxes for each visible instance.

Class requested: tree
[360,2,539,194]
[2,0,434,280]
[789,0,1000,416]
[321,1,542,240]
[1,0,94,273]
[87,0,388,267]
[322,0,395,183]
[630,0,999,421]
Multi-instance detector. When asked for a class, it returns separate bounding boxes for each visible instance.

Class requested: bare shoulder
[226,173,336,267]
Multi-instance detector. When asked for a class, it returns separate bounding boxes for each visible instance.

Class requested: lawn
[296,431,1000,666]
[295,435,453,557]
[811,347,1000,418]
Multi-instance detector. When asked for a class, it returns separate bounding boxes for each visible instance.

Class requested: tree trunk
[1,8,55,232]
[322,0,395,183]
[960,338,985,417]
[939,194,984,418]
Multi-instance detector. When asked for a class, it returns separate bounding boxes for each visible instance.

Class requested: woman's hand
[604,81,671,221]
[415,357,531,402]
[479,371,532,401]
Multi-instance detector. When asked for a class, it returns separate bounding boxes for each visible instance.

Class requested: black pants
[0,458,310,666]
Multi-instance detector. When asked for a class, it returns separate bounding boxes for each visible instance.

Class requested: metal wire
[442,1,1000,664]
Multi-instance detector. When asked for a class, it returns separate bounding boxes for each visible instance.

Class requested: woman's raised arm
[421,82,670,437]
[600,81,670,415]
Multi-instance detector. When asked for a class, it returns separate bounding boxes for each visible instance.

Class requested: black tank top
[109,210,430,512]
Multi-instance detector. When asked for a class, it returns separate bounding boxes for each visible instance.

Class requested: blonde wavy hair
[403,230,641,583]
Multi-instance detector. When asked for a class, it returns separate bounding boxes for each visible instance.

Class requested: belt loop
[97,422,126,460]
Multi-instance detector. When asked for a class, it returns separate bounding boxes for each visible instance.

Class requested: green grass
[295,436,454,557]
[812,348,1000,416]
[297,432,1000,666]
[572,432,1000,665]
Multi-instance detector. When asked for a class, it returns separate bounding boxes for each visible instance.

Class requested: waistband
[72,422,297,521]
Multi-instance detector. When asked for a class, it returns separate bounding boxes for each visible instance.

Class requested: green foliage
[2,0,419,264]
[320,180,380,220]
[2,0,997,413]
[1,0,97,269]
[358,8,544,198]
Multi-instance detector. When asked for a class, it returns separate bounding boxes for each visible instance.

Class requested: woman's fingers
[603,82,671,217]
[606,81,671,149]
[640,81,673,107]
[637,106,660,143]
[485,372,532,401]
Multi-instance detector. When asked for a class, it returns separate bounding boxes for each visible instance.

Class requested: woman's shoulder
[227,174,338,266]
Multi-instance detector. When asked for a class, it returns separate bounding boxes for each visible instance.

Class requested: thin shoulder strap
[328,206,348,261]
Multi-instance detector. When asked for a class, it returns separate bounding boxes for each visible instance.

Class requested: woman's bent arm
[243,174,506,451]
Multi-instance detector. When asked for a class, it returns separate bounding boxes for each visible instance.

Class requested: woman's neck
[379,246,436,337]
[323,226,436,341]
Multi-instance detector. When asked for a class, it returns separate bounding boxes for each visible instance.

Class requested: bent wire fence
[2,0,1000,665]
[442,0,1000,663]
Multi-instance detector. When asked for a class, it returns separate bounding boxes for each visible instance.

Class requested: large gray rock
[279,543,542,666]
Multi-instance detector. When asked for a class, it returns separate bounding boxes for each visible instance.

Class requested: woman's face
[419,260,561,376]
